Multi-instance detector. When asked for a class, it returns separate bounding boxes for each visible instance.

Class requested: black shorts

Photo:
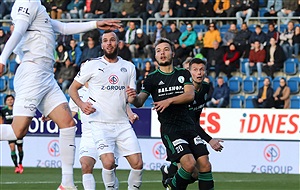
[162,130,209,163]
[8,139,23,145]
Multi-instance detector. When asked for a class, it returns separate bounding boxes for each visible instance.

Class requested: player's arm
[126,104,139,124]
[51,19,120,35]
[0,113,4,124]
[126,87,149,108]
[0,20,29,75]
[196,123,223,152]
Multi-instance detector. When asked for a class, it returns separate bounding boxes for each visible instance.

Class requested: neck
[7,105,13,110]
[193,81,202,91]
[104,56,118,63]
[159,64,174,73]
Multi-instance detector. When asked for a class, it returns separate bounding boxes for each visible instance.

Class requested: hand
[41,115,51,122]
[80,102,96,115]
[128,113,139,124]
[0,63,4,76]
[209,138,224,152]
[225,60,230,65]
[96,20,121,31]
[126,86,137,103]
[249,62,255,67]
[153,99,171,113]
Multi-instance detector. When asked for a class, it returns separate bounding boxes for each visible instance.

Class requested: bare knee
[197,156,212,172]
[80,157,95,174]
[180,155,196,173]
[101,154,116,170]
[126,153,143,170]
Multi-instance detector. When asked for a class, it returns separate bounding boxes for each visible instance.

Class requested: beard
[158,60,172,66]
[104,47,118,59]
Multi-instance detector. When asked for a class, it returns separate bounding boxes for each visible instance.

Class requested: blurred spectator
[202,22,222,57]
[0,28,7,53]
[107,0,123,18]
[124,21,137,46]
[68,39,82,68]
[245,41,265,78]
[57,57,77,93]
[118,40,132,61]
[145,0,159,21]
[263,37,285,79]
[203,76,214,103]
[129,28,152,58]
[252,77,274,108]
[279,21,294,58]
[273,77,291,109]
[133,0,147,22]
[207,40,225,76]
[82,29,101,47]
[4,24,14,41]
[167,22,182,46]
[116,23,126,41]
[225,0,242,18]
[56,34,73,50]
[0,1,6,19]
[213,0,230,24]
[264,0,283,24]
[173,0,185,17]
[152,21,167,44]
[90,0,110,18]
[136,61,155,92]
[177,23,197,63]
[154,0,174,26]
[184,0,198,17]
[206,76,230,108]
[193,32,204,57]
[277,0,298,25]
[249,25,267,47]
[80,38,101,63]
[233,22,252,57]
[197,0,215,25]
[222,23,238,47]
[54,44,69,79]
[66,0,84,19]
[266,23,280,45]
[292,26,300,57]
[83,0,93,18]
[222,43,240,78]
[235,0,258,25]
[50,0,71,19]
[1,0,14,20]
[120,0,135,18]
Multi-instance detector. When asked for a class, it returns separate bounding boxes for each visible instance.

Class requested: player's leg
[16,140,24,173]
[125,153,143,190]
[80,156,96,190]
[100,153,119,190]
[8,141,19,173]
[196,155,214,190]
[0,116,32,141]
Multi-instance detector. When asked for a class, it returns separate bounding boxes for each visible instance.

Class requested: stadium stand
[228,76,243,94]
[283,58,299,75]
[290,96,300,109]
[0,93,7,105]
[245,95,257,108]
[243,76,257,94]
[0,76,7,92]
[287,77,300,94]
[240,58,249,75]
[272,76,281,91]
[8,76,14,91]
[230,95,245,108]
[8,59,17,74]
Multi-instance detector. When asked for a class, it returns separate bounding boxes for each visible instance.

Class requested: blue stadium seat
[230,95,245,108]
[240,58,249,75]
[284,58,299,75]
[220,24,230,33]
[259,0,266,7]
[8,76,14,91]
[287,77,300,94]
[290,96,300,109]
[9,59,18,74]
[193,24,207,33]
[144,96,153,107]
[0,93,7,105]
[277,24,287,33]
[248,24,256,32]
[0,76,7,92]
[245,95,257,108]
[259,8,268,23]
[132,58,143,69]
[228,76,243,94]
[180,25,187,33]
[272,76,282,91]
[73,34,80,41]
[243,76,257,94]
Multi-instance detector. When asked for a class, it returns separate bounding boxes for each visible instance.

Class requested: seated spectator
[203,76,214,103]
[82,29,101,47]
[252,77,274,108]
[279,21,294,58]
[183,0,198,17]
[193,32,204,57]
[120,0,135,19]
[154,0,174,26]
[66,0,84,19]
[124,21,137,46]
[129,29,152,58]
[207,40,225,76]
[263,38,286,79]
[206,76,230,108]
[50,0,70,19]
[146,0,159,20]
[90,0,110,18]
[225,0,242,18]
[266,23,280,46]
[152,21,167,44]
[222,23,238,47]
[233,22,252,57]
[56,34,73,50]
[213,0,230,24]
[116,23,126,41]
[0,28,7,53]
[133,0,147,21]
[118,40,132,61]
[202,22,222,57]
[80,38,101,63]
[136,61,155,93]
[54,43,69,79]
[264,0,283,24]
[249,25,267,48]
[245,41,265,78]
[68,39,82,68]
[176,23,197,63]
[107,0,123,18]
[235,0,258,25]
[277,0,298,25]
[273,77,290,109]
[222,43,239,78]
[83,0,93,18]
[197,0,215,25]
[173,0,185,17]
[292,26,300,57]
[167,22,182,46]
[57,57,77,93]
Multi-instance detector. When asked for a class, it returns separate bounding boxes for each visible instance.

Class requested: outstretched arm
[126,86,149,108]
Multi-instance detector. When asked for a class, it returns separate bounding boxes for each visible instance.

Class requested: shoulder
[118,57,135,69]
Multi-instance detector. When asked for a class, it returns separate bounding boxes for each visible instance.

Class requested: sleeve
[130,64,136,89]
[182,69,193,85]
[141,75,153,95]
[196,124,212,143]
[51,19,97,35]
[74,61,94,85]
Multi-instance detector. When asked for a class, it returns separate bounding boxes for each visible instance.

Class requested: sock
[82,173,95,190]
[102,168,116,190]
[59,126,76,187]
[18,151,24,164]
[128,169,143,190]
[168,162,178,178]
[11,151,18,167]
[0,124,17,141]
[198,171,214,190]
[172,167,192,190]
[115,176,119,190]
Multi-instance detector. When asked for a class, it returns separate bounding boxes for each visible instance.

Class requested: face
[209,24,214,31]
[187,25,192,31]
[270,38,276,46]
[254,41,260,49]
[189,63,206,84]
[229,44,235,51]
[58,45,64,52]
[268,24,274,31]
[288,22,294,30]
[255,27,261,34]
[170,23,176,30]
[70,40,76,48]
[213,41,219,49]
[156,22,162,29]
[264,78,270,86]
[129,22,135,30]
[102,32,118,59]
[217,78,224,86]
[241,23,247,30]
[279,79,286,87]
[5,96,14,106]
[155,42,173,66]
[295,26,300,34]
[230,24,236,30]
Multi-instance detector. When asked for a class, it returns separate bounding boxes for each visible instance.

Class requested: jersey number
[176,145,184,153]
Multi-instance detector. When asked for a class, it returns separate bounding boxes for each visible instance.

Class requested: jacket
[212,83,230,103]
[273,86,290,108]
[179,30,197,47]
[249,49,266,63]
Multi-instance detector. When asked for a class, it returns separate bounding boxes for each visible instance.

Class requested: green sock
[11,151,18,167]
[198,171,214,190]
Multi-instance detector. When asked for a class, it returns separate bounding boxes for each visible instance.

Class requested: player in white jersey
[69,31,143,190]
[0,1,120,189]
[69,84,139,190]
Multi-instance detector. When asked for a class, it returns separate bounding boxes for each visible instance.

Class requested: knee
[101,155,116,170]
[199,161,212,172]
[81,162,94,174]
[128,154,143,170]
[181,158,196,173]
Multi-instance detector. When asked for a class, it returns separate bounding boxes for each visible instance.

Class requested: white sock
[82,173,95,190]
[59,126,76,187]
[102,168,116,190]
[115,176,119,190]
[0,124,17,141]
[128,169,143,190]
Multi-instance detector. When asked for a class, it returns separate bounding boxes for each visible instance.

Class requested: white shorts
[13,62,67,117]
[79,134,98,161]
[90,122,141,157]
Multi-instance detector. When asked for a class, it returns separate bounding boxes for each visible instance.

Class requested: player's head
[4,94,14,106]
[188,58,206,84]
[101,30,119,59]
[154,38,175,66]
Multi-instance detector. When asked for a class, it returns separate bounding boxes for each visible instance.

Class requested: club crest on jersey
[109,75,119,84]
[18,7,30,16]
[120,67,127,72]
[178,76,184,83]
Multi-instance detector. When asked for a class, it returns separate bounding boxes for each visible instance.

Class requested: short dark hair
[4,94,14,103]
[188,58,206,68]
[101,30,119,42]
[154,38,175,52]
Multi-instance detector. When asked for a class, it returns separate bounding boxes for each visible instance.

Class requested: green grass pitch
[0,167,299,190]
